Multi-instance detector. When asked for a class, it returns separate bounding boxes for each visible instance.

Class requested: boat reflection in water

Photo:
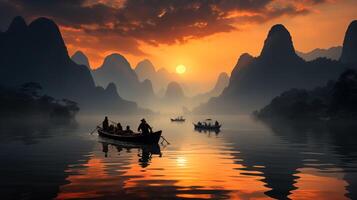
[194,127,221,135]
[3,115,356,199]
[100,140,162,168]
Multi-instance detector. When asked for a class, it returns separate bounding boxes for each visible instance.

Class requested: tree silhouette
[20,82,42,98]
[256,69,357,120]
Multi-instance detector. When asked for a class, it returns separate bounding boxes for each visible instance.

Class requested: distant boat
[193,123,221,130]
[97,127,162,144]
[171,116,185,122]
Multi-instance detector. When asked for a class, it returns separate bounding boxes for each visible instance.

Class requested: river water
[0,115,356,200]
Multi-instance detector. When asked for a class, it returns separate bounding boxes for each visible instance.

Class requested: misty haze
[1,1,357,200]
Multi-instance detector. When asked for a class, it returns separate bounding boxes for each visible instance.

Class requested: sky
[0,0,357,90]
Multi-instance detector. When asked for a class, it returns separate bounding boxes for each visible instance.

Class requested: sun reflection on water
[176,156,187,167]
[53,115,355,200]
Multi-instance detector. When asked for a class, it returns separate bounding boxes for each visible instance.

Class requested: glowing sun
[176,64,186,74]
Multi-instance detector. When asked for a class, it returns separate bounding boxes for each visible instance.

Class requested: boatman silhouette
[102,116,109,131]
[138,118,152,135]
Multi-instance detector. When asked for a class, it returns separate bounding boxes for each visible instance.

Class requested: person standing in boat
[103,116,109,131]
[138,118,152,135]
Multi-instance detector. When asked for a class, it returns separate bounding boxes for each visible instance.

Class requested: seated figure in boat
[108,124,115,133]
[102,116,109,131]
[116,123,123,134]
[138,118,152,135]
[125,125,133,134]
[215,121,219,127]
[197,121,202,126]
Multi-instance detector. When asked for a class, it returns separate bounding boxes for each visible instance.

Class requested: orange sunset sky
[1,0,357,89]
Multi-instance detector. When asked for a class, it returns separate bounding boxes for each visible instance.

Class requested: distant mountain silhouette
[0,16,142,114]
[192,72,229,104]
[93,54,156,106]
[340,20,357,65]
[71,51,90,69]
[135,59,180,94]
[135,59,156,82]
[297,46,342,61]
[93,53,137,90]
[164,81,185,102]
[194,23,351,114]
[260,24,297,61]
[209,72,230,96]
[153,81,188,113]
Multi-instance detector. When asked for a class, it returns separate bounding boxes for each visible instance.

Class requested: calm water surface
[0,115,356,200]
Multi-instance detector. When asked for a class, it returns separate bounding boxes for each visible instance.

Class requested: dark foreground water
[0,115,356,200]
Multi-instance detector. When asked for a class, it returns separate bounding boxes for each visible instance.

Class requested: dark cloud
[10,0,117,27]
[62,27,147,57]
[0,0,331,54]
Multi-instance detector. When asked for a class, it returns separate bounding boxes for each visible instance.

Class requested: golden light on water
[176,64,186,74]
[53,116,352,199]
[56,141,349,199]
[176,156,187,167]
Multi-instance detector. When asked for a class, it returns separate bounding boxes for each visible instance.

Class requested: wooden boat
[193,123,221,130]
[171,118,185,122]
[97,127,162,144]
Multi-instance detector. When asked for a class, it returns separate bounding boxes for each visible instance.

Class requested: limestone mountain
[135,59,180,94]
[194,24,349,114]
[164,81,185,102]
[260,24,297,61]
[192,72,229,105]
[93,53,138,91]
[297,46,342,61]
[135,59,156,82]
[71,51,90,69]
[340,20,357,65]
[0,16,140,114]
[93,54,156,105]
[209,72,230,96]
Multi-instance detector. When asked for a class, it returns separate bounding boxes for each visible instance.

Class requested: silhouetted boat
[171,118,185,122]
[193,123,221,130]
[97,127,162,144]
